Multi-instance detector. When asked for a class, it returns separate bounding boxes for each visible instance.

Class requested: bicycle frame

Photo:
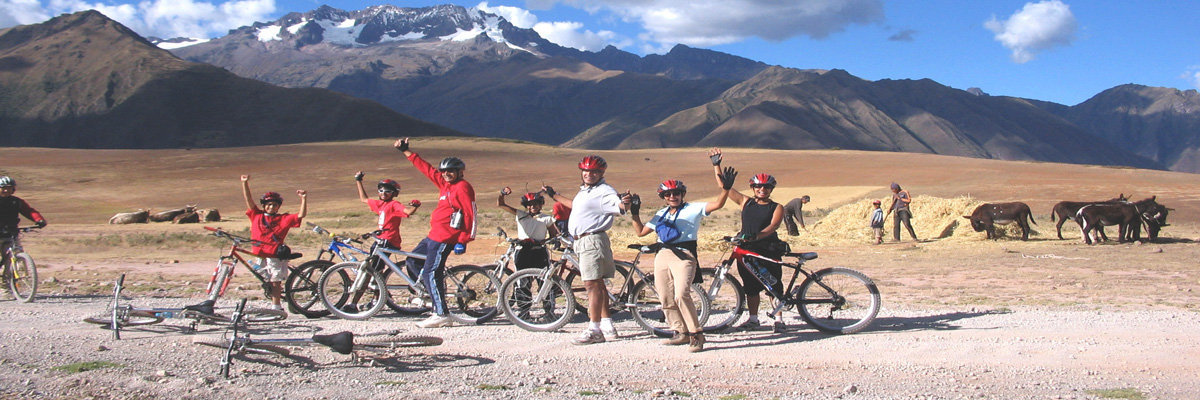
[2,227,33,278]
[204,227,277,301]
[347,240,432,302]
[307,223,371,263]
[719,243,833,318]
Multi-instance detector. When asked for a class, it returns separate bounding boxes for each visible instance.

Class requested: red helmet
[578,155,607,171]
[377,179,400,194]
[260,192,283,204]
[657,179,687,197]
[520,192,545,206]
[749,173,776,187]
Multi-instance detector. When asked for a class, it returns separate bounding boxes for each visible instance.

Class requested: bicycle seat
[281,252,304,261]
[182,299,217,316]
[785,252,818,261]
[313,331,355,354]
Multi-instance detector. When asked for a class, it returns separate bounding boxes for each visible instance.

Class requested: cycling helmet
[438,157,466,171]
[377,179,400,194]
[0,176,13,188]
[260,191,283,205]
[520,192,544,207]
[578,155,607,171]
[749,173,776,188]
[657,179,687,197]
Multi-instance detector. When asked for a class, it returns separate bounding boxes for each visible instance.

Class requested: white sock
[588,321,600,332]
[600,318,614,330]
[746,315,760,323]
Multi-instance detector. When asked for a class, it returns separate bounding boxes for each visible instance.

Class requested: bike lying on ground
[193,298,443,379]
[1,226,39,303]
[498,233,710,337]
[283,223,373,318]
[83,274,286,340]
[699,236,881,334]
[316,231,499,323]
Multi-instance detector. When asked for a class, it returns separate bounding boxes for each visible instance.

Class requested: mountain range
[5,5,1199,173]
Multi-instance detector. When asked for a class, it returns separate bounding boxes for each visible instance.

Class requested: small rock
[651,389,666,396]
[155,370,171,377]
[96,345,108,352]
[843,384,858,394]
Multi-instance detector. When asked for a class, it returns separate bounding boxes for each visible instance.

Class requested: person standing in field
[782,195,810,236]
[870,199,884,244]
[886,182,918,242]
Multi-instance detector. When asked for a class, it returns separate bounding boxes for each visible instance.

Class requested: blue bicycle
[284,223,373,318]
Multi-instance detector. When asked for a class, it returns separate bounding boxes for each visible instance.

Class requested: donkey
[1049,194,1128,240]
[963,202,1037,240]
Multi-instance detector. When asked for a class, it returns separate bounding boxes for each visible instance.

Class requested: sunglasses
[378,188,397,194]
[749,184,775,189]
[659,191,684,198]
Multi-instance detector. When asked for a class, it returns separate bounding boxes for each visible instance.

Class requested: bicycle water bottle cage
[183,299,217,316]
[313,331,355,354]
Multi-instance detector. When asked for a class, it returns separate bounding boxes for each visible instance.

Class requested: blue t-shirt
[646,202,708,244]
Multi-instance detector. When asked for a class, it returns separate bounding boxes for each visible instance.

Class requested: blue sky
[3,0,1198,105]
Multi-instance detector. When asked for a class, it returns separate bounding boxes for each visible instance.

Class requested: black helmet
[260,192,283,205]
[520,193,544,207]
[438,157,465,171]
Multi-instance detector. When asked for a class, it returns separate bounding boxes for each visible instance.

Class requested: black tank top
[740,200,780,243]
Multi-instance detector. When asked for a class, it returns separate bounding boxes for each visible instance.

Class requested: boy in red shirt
[354,172,421,249]
[241,175,307,311]
[394,137,476,328]
[0,176,46,238]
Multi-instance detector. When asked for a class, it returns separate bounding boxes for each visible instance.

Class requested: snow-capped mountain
[148,36,208,49]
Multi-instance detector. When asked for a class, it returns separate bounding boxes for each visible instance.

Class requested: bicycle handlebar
[204,226,265,247]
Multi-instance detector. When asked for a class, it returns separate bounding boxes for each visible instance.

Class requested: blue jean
[405,237,454,316]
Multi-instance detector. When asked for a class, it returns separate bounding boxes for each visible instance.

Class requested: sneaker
[688,333,706,353]
[772,321,787,333]
[270,304,284,311]
[735,319,761,331]
[601,326,619,341]
[339,304,359,314]
[664,332,689,346]
[416,314,454,328]
[572,329,605,345]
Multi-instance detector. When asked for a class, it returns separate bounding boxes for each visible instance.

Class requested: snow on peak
[249,4,517,48]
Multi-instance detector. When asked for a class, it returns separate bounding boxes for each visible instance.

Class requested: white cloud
[984,0,1077,64]
[476,1,538,29]
[1184,66,1200,91]
[533,20,626,51]
[546,0,883,47]
[8,0,274,39]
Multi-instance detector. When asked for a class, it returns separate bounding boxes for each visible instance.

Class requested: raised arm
[542,185,571,208]
[241,175,259,212]
[296,190,308,220]
[709,148,747,207]
[497,187,519,215]
[622,193,654,237]
[354,171,370,203]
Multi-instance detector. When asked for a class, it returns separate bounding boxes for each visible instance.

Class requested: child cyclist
[0,176,47,252]
[354,171,421,249]
[241,175,307,311]
[394,137,476,329]
[497,188,558,268]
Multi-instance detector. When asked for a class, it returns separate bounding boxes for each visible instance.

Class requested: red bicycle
[198,227,309,316]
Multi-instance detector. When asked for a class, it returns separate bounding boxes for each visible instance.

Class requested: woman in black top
[708,148,786,332]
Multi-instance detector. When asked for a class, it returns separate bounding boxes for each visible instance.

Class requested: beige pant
[653,249,701,334]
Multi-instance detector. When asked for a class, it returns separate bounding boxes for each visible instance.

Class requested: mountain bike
[498,233,710,337]
[699,236,881,334]
[192,299,442,379]
[83,274,286,340]
[1,226,39,302]
[200,226,313,317]
[283,223,372,318]
[316,231,499,323]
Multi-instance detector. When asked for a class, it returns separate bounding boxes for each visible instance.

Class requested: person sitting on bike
[394,138,476,329]
[542,155,623,345]
[497,188,558,269]
[0,176,46,242]
[241,175,307,312]
[354,172,421,249]
[709,148,789,332]
[622,170,733,352]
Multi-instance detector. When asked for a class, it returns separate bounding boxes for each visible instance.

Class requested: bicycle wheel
[318,261,387,320]
[192,336,291,356]
[285,259,341,318]
[83,310,164,327]
[796,268,881,334]
[242,308,288,323]
[444,265,501,324]
[698,267,746,333]
[565,262,631,315]
[8,253,36,302]
[355,334,443,351]
[630,276,712,338]
[499,268,575,332]
[379,267,430,316]
[205,259,235,298]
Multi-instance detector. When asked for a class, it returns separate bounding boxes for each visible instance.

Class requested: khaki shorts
[257,257,289,282]
[574,232,614,281]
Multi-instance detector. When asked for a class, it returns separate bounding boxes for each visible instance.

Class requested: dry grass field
[4,137,1200,309]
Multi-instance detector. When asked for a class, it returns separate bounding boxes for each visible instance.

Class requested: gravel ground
[1,292,1197,400]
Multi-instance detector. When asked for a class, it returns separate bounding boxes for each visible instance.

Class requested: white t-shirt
[568,180,622,237]
[516,211,555,241]
[646,202,709,243]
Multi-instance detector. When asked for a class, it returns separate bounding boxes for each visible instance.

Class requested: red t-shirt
[408,152,476,244]
[246,208,301,257]
[552,202,571,222]
[369,199,409,248]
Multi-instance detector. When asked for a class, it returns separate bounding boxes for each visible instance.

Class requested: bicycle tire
[498,268,575,332]
[285,259,342,318]
[191,336,291,356]
[379,267,430,316]
[796,267,881,334]
[318,261,388,320]
[83,310,164,327]
[8,253,36,302]
[565,261,631,315]
[629,276,713,338]
[444,265,501,324]
[243,308,288,323]
[205,259,235,298]
[698,267,746,333]
[354,334,443,351]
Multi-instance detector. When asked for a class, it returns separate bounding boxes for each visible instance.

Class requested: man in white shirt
[542,155,623,345]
